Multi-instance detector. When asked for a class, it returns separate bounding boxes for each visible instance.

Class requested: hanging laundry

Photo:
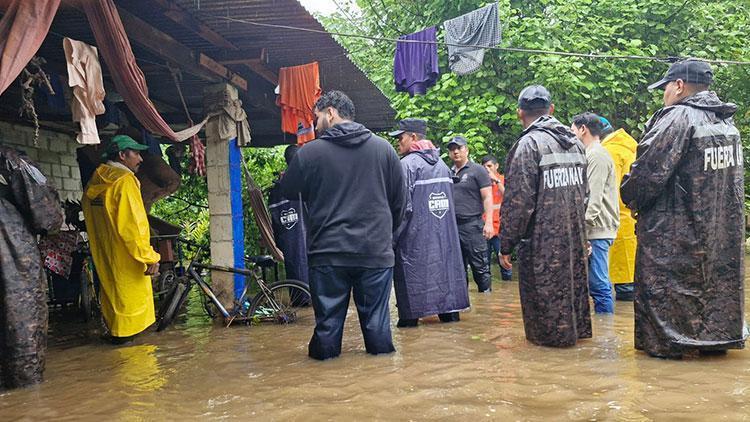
[444,3,501,76]
[296,122,314,141]
[277,62,321,145]
[63,37,106,144]
[187,131,206,177]
[83,0,206,142]
[142,129,162,156]
[38,71,67,111]
[393,26,439,96]
[203,86,252,146]
[98,98,121,132]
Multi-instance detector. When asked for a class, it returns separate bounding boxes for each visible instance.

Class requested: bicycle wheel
[248,280,311,325]
[78,257,99,322]
[156,280,189,331]
[79,266,92,322]
[155,268,176,301]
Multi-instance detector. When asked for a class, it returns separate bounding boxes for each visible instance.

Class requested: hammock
[241,158,284,262]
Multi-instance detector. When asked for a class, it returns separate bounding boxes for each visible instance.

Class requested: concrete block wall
[0,121,83,201]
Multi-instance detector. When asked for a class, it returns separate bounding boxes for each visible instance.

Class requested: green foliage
[157,0,750,243]
[151,146,288,255]
[151,160,209,246]
[320,0,750,204]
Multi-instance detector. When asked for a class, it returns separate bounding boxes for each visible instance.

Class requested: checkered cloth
[444,3,502,76]
[187,121,206,177]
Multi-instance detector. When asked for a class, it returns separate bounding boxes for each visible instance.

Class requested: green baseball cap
[104,134,149,158]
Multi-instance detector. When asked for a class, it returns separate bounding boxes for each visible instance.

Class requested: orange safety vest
[483,172,504,236]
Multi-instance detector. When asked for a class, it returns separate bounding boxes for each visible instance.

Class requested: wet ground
[2,269,749,421]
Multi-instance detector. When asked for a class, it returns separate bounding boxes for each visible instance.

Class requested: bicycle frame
[173,239,292,328]
[187,265,232,319]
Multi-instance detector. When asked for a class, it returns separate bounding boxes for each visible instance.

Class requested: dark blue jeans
[487,236,513,280]
[308,266,395,360]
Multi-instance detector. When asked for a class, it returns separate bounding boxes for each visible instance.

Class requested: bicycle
[155,239,311,331]
[77,239,99,322]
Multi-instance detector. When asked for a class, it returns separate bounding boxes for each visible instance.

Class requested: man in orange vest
[481,155,512,280]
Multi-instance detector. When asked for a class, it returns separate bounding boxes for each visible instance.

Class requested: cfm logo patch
[428,192,450,219]
[280,208,299,230]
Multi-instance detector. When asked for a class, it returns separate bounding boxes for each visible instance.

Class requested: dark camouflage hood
[679,90,737,119]
[523,115,579,151]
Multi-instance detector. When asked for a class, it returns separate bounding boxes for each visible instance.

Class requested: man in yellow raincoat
[82,135,160,343]
[599,117,637,301]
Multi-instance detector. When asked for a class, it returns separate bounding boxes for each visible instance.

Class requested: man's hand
[145,263,160,276]
[483,221,494,240]
[586,241,592,257]
[500,254,513,270]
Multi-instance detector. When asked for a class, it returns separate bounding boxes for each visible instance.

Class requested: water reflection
[115,345,165,392]
[1,272,749,420]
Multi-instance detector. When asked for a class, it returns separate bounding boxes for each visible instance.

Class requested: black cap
[389,118,427,137]
[518,85,552,110]
[446,136,468,149]
[648,60,714,91]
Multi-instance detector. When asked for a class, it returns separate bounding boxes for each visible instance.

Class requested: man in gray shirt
[571,112,620,313]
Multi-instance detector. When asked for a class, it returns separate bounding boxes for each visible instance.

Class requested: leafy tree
[155,0,750,245]
[320,0,750,197]
[151,146,287,255]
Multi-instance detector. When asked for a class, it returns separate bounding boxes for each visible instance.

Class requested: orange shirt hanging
[277,62,321,145]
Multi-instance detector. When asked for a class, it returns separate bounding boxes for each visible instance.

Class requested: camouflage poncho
[621,91,747,358]
[0,146,62,390]
[500,116,592,347]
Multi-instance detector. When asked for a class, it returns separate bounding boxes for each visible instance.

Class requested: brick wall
[0,121,84,201]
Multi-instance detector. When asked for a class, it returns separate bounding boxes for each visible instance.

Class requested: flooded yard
[2,270,749,421]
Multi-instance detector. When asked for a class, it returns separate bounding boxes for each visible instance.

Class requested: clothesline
[47,30,175,72]
[206,15,750,66]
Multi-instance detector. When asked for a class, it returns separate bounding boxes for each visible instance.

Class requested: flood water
[2,268,750,421]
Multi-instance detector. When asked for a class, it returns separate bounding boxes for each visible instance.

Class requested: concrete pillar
[204,83,246,310]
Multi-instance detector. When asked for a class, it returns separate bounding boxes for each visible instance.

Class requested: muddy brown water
[2,269,749,421]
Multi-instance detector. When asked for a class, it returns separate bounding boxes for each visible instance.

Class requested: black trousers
[398,311,460,327]
[457,218,492,292]
[308,266,395,360]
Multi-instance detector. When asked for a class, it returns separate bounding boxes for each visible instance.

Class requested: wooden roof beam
[151,0,236,50]
[217,48,278,85]
[115,6,278,116]
[149,0,279,85]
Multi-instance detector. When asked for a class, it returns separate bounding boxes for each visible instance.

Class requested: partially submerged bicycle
[156,240,311,331]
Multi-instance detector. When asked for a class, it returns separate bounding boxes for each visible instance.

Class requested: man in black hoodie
[281,90,406,360]
[499,85,592,347]
[621,60,747,359]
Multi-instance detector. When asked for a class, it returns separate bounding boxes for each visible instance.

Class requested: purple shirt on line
[394,26,439,96]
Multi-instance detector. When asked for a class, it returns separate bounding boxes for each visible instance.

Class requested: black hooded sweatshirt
[280,122,406,268]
